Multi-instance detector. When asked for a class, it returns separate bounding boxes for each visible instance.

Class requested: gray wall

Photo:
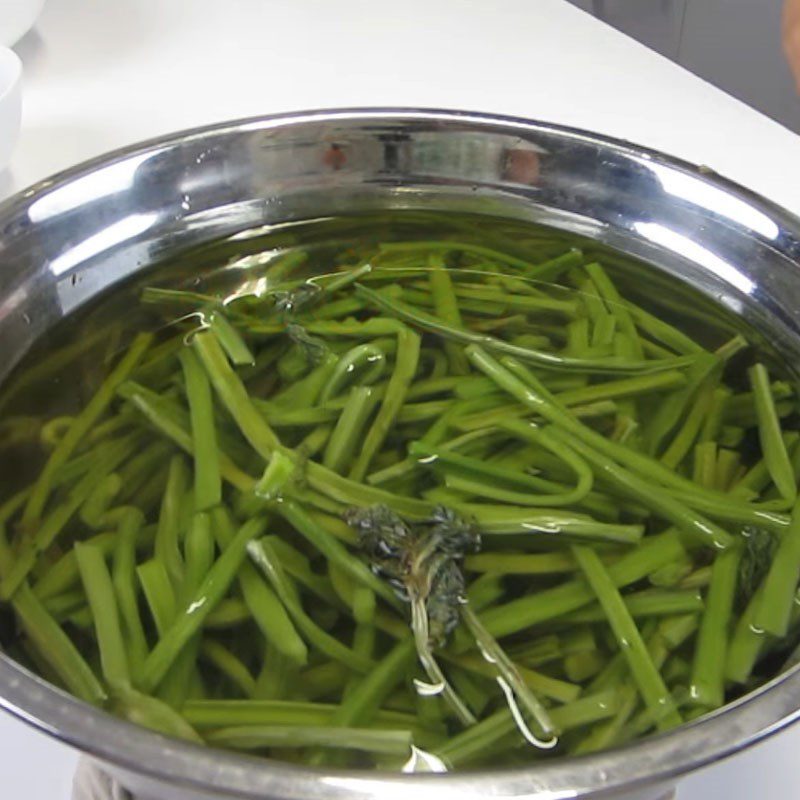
[569,0,800,133]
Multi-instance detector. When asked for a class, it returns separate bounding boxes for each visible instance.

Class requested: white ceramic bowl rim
[0,47,22,103]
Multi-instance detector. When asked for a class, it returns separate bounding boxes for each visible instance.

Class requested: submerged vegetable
[0,211,798,771]
[346,504,479,724]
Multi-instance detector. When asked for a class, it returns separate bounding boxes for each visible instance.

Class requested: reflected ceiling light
[634,221,755,295]
[648,163,779,241]
[29,151,163,223]
[49,212,159,276]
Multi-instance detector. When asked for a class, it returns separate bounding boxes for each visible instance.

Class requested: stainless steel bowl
[2,108,800,800]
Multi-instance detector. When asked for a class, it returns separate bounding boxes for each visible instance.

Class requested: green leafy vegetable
[2,212,799,771]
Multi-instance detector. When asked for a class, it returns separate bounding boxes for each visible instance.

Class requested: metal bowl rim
[1,106,800,798]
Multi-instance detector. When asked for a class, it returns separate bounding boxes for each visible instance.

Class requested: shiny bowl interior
[2,108,800,800]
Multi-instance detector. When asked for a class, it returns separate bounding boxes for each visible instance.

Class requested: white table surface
[3,0,800,797]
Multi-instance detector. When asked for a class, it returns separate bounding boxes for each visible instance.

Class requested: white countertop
[3,1,800,797]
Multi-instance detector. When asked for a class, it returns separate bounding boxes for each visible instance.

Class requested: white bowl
[0,0,45,46]
[0,48,22,172]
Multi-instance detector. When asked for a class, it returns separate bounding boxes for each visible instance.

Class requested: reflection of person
[503,149,540,185]
[785,0,800,90]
